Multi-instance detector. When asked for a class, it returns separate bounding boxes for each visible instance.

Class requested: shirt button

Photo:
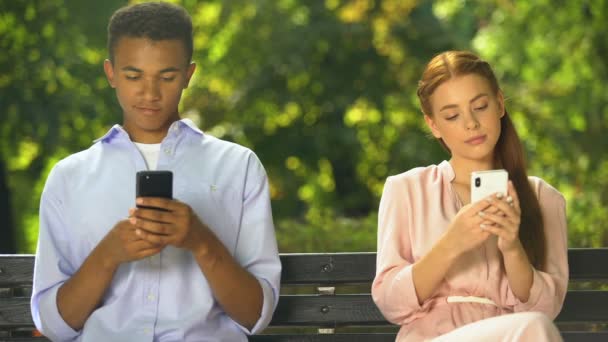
[164,148,172,155]
[147,294,155,301]
[144,328,152,334]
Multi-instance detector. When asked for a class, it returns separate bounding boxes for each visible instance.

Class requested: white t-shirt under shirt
[134,142,161,170]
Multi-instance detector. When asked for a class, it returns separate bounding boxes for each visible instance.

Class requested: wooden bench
[1,250,608,341]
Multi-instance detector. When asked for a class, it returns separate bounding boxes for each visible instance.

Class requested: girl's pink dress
[372,161,568,341]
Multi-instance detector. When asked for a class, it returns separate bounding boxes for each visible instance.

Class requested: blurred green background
[1,0,607,254]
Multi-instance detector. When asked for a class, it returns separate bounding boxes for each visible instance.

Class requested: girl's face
[424,74,505,164]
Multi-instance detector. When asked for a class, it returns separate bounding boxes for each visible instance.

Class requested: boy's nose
[141,80,161,100]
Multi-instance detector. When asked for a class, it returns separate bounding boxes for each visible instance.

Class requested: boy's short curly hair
[107,2,193,63]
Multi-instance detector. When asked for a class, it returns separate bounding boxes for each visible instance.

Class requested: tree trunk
[0,159,16,253]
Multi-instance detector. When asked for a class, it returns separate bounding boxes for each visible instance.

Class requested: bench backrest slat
[3,290,608,327]
[0,255,34,286]
[278,249,608,284]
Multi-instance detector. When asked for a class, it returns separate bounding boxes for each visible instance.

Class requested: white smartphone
[470,169,508,203]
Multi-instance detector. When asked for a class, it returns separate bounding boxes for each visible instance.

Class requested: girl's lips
[466,135,487,145]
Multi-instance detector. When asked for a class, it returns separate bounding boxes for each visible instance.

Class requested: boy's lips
[466,134,487,145]
[135,106,161,115]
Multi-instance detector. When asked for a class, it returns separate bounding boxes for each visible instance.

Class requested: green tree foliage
[438,0,608,246]
[2,0,606,253]
[0,0,123,250]
[181,0,450,251]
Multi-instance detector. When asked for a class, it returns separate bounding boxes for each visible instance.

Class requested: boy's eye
[125,75,140,80]
[161,76,176,82]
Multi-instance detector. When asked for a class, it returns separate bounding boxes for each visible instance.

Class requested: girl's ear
[497,91,505,118]
[424,114,442,139]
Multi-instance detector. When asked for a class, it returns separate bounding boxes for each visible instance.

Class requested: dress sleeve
[371,176,433,324]
[510,180,569,319]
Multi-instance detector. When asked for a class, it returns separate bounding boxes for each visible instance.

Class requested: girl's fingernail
[478,211,485,217]
[496,193,504,199]
[480,224,487,230]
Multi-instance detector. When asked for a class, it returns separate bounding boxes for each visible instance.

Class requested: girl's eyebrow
[439,93,489,112]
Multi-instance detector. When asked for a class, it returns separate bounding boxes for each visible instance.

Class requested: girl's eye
[474,104,488,111]
[446,115,458,121]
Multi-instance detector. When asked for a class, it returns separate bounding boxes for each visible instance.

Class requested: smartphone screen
[470,169,508,203]
[136,170,173,210]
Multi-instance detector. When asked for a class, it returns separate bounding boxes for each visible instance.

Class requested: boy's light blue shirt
[31,119,281,341]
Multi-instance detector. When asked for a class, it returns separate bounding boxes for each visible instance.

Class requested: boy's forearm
[56,244,119,331]
[192,229,263,330]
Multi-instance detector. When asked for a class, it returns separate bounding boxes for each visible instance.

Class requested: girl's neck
[449,156,495,186]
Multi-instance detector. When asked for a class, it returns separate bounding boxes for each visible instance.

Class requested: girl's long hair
[416,51,546,270]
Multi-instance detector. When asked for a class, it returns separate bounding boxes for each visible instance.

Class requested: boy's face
[104,37,195,143]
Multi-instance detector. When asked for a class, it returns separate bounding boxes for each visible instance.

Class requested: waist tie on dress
[446,296,497,307]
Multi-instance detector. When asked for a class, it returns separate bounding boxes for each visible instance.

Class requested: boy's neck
[123,118,179,144]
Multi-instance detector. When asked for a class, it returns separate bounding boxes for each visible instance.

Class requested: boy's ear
[103,59,116,88]
[424,114,441,139]
[184,62,196,88]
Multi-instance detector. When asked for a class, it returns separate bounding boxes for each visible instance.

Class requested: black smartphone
[136,170,173,210]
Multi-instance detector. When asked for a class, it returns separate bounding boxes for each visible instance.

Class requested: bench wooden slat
[271,294,385,326]
[0,333,607,342]
[3,249,608,287]
[560,332,608,342]
[279,253,376,285]
[270,291,608,326]
[0,298,34,328]
[0,255,34,287]
[557,290,608,322]
[278,249,608,285]
[568,248,608,280]
[250,333,608,342]
[6,291,608,328]
[250,334,397,342]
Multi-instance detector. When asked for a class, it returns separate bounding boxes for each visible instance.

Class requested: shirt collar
[94,118,204,143]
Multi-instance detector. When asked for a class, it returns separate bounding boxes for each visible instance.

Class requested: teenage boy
[31,2,281,341]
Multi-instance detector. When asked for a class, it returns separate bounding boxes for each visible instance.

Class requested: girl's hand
[442,199,493,258]
[477,181,522,254]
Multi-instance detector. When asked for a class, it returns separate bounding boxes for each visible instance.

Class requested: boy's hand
[129,198,210,254]
[100,219,165,268]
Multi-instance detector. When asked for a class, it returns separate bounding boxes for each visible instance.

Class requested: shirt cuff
[37,284,80,341]
[234,277,277,335]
